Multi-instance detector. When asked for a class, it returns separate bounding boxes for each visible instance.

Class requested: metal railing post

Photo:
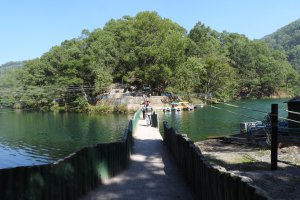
[271,104,278,170]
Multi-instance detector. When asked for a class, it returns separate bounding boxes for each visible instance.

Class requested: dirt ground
[195,139,300,200]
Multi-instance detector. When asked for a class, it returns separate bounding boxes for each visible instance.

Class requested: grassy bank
[50,101,134,114]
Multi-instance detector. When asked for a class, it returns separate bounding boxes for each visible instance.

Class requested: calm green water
[0,112,130,169]
[159,98,288,141]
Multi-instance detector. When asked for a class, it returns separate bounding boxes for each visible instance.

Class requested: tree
[1,11,298,110]
[261,19,300,71]
[104,11,189,92]
[188,22,223,57]
[0,68,22,107]
[198,56,237,100]
[172,57,204,96]
[93,64,113,92]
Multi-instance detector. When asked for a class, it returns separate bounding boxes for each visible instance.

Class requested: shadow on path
[81,119,195,200]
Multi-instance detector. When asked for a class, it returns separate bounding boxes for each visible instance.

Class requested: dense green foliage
[0,61,24,77]
[0,61,24,69]
[261,19,300,71]
[0,12,299,110]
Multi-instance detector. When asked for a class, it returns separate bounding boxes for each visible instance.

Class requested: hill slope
[0,61,24,76]
[0,61,24,69]
[261,19,300,71]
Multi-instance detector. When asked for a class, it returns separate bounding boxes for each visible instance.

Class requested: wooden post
[271,104,278,170]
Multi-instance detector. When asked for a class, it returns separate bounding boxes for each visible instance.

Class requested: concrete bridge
[81,115,194,200]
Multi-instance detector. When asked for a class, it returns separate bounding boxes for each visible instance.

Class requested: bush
[50,101,60,112]
[13,103,22,109]
[113,103,128,113]
[50,101,67,112]
[88,104,113,113]
[73,96,89,112]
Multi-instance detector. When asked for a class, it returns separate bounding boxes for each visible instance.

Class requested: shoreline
[195,137,300,199]
[1,95,291,114]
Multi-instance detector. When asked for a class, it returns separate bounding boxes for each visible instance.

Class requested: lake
[0,98,289,169]
[159,98,288,141]
[0,111,130,169]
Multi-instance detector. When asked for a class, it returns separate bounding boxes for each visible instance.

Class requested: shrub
[73,96,89,112]
[88,104,113,113]
[113,103,128,113]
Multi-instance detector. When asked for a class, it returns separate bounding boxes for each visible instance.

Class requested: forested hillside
[261,19,300,71]
[0,61,24,76]
[0,61,24,69]
[0,12,299,111]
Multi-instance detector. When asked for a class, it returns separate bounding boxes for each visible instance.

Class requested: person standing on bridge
[142,106,146,119]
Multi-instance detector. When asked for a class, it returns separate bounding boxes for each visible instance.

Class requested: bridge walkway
[81,116,194,200]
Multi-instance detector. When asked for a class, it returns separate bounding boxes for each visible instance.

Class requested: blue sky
[0,0,299,65]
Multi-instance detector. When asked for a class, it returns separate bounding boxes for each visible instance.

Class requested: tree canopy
[261,18,300,71]
[0,11,299,110]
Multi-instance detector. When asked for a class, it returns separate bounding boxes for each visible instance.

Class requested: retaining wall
[0,110,140,200]
[163,121,268,200]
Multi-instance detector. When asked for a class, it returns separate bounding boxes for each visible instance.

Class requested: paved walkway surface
[81,117,195,200]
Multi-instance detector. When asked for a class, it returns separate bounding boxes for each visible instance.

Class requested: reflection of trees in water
[0,112,129,168]
[160,98,288,142]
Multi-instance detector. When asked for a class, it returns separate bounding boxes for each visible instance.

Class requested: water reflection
[0,112,130,169]
[160,98,288,141]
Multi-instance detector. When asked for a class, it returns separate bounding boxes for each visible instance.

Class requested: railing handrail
[163,122,268,199]
[0,113,137,200]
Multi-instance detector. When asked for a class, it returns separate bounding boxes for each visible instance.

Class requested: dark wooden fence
[163,121,268,200]
[0,110,141,200]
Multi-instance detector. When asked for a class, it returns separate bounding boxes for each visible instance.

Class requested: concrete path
[81,116,195,200]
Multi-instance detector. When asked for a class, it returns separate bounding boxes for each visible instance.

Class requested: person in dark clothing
[142,107,146,119]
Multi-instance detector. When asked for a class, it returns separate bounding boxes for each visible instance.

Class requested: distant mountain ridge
[0,61,24,69]
[0,61,24,76]
[261,19,300,71]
